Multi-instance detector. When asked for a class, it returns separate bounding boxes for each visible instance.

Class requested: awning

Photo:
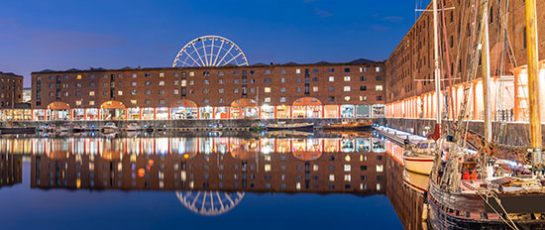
[293,97,322,106]
[171,99,198,108]
[101,101,126,109]
[47,102,70,110]
[231,98,257,107]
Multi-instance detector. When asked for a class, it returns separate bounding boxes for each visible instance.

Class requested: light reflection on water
[0,133,426,229]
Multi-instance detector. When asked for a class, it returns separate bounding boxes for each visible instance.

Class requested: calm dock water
[0,132,426,229]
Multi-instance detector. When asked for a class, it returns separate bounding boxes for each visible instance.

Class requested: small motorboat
[323,120,373,130]
[266,130,314,137]
[403,140,436,175]
[58,124,71,133]
[266,122,314,131]
[72,124,86,133]
[101,122,119,134]
[39,124,57,133]
[125,123,141,132]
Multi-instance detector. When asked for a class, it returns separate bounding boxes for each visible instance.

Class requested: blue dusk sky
[0,0,430,86]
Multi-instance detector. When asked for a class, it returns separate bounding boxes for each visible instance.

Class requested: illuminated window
[376,183,382,191]
[329,76,335,82]
[313,86,319,92]
[131,82,137,87]
[329,174,335,182]
[159,81,165,86]
[376,164,384,172]
[89,101,95,106]
[344,96,351,102]
[344,76,351,81]
[280,97,287,103]
[173,89,179,94]
[344,174,351,182]
[264,87,271,93]
[75,100,82,106]
[281,78,286,83]
[264,164,271,172]
[131,100,137,105]
[189,71,195,77]
[264,97,271,103]
[359,96,367,101]
[375,85,384,91]
[344,164,351,172]
[118,90,123,96]
[313,165,319,171]
[375,67,382,72]
[76,75,82,80]
[296,69,301,74]
[181,80,187,87]
[89,91,95,96]
[343,86,351,92]
[159,72,165,77]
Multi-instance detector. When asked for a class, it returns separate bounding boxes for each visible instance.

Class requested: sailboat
[401,0,446,176]
[427,0,545,228]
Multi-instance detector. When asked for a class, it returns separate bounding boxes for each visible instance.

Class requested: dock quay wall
[384,118,545,147]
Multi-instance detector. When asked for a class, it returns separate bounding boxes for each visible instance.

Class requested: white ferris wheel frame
[172,35,249,68]
[176,191,245,216]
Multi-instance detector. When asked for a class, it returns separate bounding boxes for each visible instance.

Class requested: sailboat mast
[433,0,442,130]
[482,0,492,143]
[525,0,543,166]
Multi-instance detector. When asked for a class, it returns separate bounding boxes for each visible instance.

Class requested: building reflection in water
[0,152,22,188]
[0,135,387,215]
[385,140,429,230]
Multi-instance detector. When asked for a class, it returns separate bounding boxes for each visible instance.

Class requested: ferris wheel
[176,191,245,216]
[172,35,249,68]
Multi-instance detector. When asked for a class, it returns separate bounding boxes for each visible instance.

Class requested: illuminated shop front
[323,105,339,118]
[171,100,198,119]
[275,105,291,119]
[292,97,322,118]
[230,99,258,119]
[214,107,229,119]
[260,104,275,119]
[85,108,99,120]
[100,101,126,120]
[156,107,169,120]
[46,102,70,121]
[199,106,213,120]
[127,108,141,120]
[141,108,155,120]
[341,105,355,118]
[355,105,371,118]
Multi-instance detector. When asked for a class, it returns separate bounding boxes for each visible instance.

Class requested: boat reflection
[386,139,430,230]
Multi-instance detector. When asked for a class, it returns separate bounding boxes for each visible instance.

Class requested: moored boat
[323,120,373,130]
[403,140,436,175]
[101,122,118,134]
[266,122,314,131]
[124,123,141,132]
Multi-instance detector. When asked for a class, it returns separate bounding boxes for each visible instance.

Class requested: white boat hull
[403,155,434,175]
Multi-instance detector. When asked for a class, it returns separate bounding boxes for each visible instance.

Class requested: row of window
[42,66,384,81]
[45,75,385,90]
[45,84,384,99]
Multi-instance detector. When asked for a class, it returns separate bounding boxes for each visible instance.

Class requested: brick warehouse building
[0,72,23,109]
[385,0,545,122]
[26,60,386,121]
